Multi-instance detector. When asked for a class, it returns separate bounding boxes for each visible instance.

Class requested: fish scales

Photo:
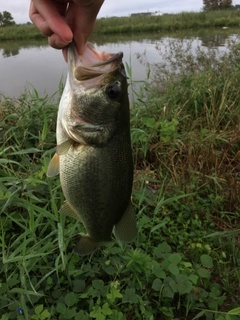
[60,133,133,242]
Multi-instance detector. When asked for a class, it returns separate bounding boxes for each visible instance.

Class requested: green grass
[1,38,240,319]
[94,10,240,34]
[0,24,44,40]
[2,10,240,40]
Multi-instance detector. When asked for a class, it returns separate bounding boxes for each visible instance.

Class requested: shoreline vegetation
[1,10,240,40]
[1,33,240,318]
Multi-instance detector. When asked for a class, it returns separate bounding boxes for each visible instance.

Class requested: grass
[2,10,240,40]
[94,10,240,34]
[0,37,240,319]
[0,24,43,40]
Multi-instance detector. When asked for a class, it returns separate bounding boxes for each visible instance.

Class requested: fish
[47,42,137,256]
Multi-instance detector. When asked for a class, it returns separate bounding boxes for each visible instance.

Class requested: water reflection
[196,28,239,47]
[1,28,238,58]
[0,39,48,58]
[2,47,19,58]
[90,28,239,47]
[0,28,239,98]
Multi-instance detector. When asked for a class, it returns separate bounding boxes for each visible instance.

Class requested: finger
[31,0,73,43]
[66,0,104,54]
[48,33,71,49]
[74,1,100,7]
[29,2,53,36]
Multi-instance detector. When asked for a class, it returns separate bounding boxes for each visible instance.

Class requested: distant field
[1,10,240,40]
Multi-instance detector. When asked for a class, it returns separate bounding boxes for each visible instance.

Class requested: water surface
[0,29,239,98]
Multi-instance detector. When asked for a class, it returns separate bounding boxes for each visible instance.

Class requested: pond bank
[1,10,240,40]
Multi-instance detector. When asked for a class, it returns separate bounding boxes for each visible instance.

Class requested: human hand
[29,0,104,60]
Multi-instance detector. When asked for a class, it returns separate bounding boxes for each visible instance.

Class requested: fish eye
[106,83,121,100]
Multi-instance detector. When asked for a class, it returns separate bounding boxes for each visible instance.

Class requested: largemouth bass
[47,42,137,256]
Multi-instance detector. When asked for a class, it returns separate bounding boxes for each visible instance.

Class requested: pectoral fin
[57,139,73,155]
[114,201,137,242]
[47,153,60,177]
[59,201,80,221]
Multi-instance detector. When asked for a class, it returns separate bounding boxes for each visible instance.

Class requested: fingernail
[55,41,70,48]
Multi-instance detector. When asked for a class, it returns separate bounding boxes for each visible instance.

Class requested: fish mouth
[68,42,125,88]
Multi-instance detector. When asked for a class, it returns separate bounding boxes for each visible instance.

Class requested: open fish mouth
[68,42,124,87]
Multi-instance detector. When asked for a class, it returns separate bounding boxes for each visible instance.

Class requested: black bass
[47,42,137,256]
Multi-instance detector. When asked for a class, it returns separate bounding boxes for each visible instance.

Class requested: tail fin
[114,201,137,242]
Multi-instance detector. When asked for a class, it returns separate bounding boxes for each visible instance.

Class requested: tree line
[0,11,15,26]
[203,0,233,11]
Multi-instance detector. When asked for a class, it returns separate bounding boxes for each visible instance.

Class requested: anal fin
[59,201,80,221]
[74,234,102,256]
[114,201,137,243]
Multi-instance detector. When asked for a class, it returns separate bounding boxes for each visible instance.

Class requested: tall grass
[131,36,240,213]
[95,10,240,34]
[0,24,43,41]
[2,10,240,40]
[0,38,240,319]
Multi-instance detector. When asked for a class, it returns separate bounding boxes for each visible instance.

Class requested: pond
[0,28,239,99]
